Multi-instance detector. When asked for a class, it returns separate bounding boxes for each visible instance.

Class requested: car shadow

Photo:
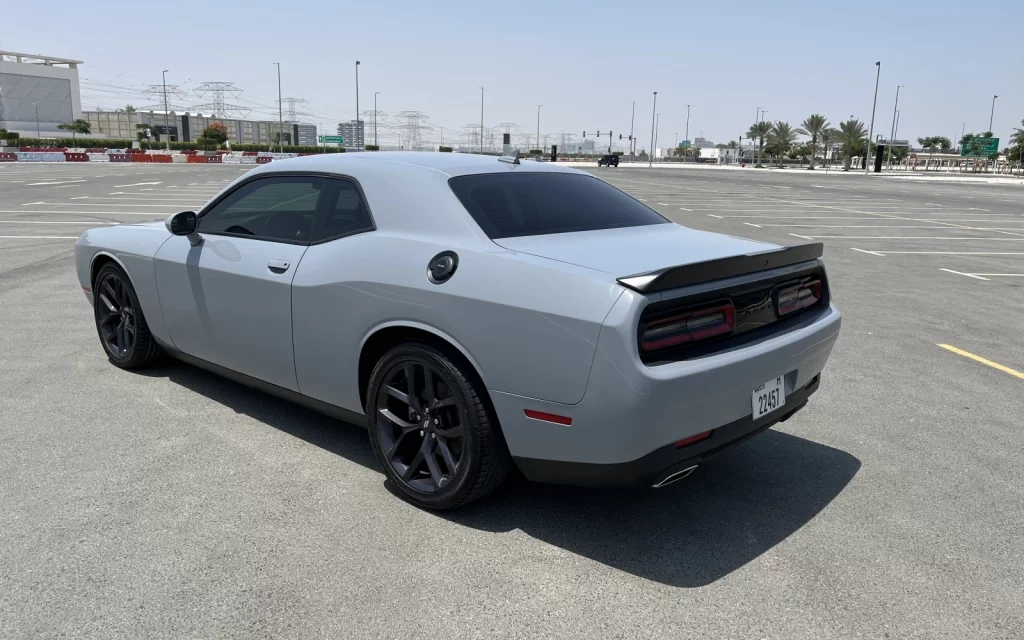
[140,359,860,588]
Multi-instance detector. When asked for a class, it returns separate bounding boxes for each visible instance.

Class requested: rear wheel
[93,263,162,369]
[366,342,511,510]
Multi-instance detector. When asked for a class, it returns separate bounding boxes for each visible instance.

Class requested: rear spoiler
[617,243,824,294]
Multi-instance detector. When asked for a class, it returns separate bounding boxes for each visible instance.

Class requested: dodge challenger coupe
[75,152,841,510]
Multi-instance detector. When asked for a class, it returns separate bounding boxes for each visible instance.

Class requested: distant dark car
[597,154,619,167]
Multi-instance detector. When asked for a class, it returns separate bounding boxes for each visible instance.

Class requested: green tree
[124,104,137,113]
[935,136,953,153]
[685,145,701,161]
[839,119,867,170]
[768,121,805,168]
[135,123,151,142]
[746,121,772,167]
[819,127,840,167]
[203,122,229,145]
[57,119,91,140]
[800,114,829,170]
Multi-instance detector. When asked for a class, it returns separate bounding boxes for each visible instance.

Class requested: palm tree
[768,121,805,168]
[746,121,772,167]
[800,114,829,170]
[839,119,867,170]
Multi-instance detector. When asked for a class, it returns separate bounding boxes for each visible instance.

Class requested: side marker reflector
[524,409,572,426]
[674,430,712,448]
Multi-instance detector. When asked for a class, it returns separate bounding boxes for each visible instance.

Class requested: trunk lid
[493,223,776,278]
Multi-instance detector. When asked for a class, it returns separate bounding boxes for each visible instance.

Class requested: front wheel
[93,262,162,368]
[366,342,511,510]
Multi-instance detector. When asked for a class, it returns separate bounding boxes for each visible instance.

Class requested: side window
[310,178,375,243]
[199,176,324,244]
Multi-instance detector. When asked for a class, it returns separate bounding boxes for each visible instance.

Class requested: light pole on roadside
[988,94,998,133]
[629,101,635,163]
[536,105,542,153]
[479,87,484,153]
[654,113,661,163]
[886,84,903,169]
[684,104,691,160]
[275,63,284,152]
[648,91,657,167]
[865,61,881,175]
[355,61,360,150]
[373,92,379,147]
[161,69,170,151]
[32,103,40,138]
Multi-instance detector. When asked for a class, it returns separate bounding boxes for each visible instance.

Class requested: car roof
[246,151,586,179]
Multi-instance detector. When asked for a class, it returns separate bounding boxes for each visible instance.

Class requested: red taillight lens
[776,279,822,316]
[641,302,735,352]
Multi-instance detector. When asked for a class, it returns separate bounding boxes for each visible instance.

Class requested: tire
[92,262,163,369]
[365,341,511,510]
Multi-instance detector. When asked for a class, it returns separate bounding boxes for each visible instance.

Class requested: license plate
[752,376,785,419]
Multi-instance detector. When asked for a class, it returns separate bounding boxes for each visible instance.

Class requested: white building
[337,120,365,150]
[0,50,83,135]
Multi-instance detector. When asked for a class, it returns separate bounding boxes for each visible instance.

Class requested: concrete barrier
[222,154,241,164]
[41,152,66,162]
[240,156,257,164]
[171,154,187,163]
[0,152,17,162]
[88,153,110,162]
[64,152,90,162]
[109,153,131,162]
[205,154,223,164]
[256,156,273,164]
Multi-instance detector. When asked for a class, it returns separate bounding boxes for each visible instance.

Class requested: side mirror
[165,211,202,246]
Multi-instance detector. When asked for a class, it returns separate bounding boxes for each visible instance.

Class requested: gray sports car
[75,152,841,509]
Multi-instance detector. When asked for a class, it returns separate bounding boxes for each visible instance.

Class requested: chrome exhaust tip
[652,464,699,488]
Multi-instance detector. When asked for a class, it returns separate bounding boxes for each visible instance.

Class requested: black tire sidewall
[365,343,489,510]
[93,263,145,367]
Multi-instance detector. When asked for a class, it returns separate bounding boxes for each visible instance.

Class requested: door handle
[267,259,291,274]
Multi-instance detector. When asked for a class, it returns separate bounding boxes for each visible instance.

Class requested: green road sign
[961,137,999,156]
[318,135,345,144]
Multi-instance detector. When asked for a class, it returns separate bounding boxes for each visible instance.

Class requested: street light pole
[865,61,881,175]
[373,92,379,147]
[649,91,657,167]
[536,105,542,153]
[275,63,284,152]
[355,61,360,150]
[479,87,484,154]
[629,101,635,163]
[989,94,998,133]
[161,69,170,151]
[886,84,903,169]
[893,109,901,169]
[685,104,691,161]
[654,113,660,163]
[33,103,40,138]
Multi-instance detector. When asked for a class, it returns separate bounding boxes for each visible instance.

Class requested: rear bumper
[490,300,840,482]
[513,376,817,487]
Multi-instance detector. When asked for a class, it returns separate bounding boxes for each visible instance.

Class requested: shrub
[12,137,131,148]
[438,146,453,153]
[364,144,380,151]
[612,151,623,156]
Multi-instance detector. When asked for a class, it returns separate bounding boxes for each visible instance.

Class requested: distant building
[337,120,365,150]
[693,137,714,148]
[0,50,83,135]
[296,123,317,146]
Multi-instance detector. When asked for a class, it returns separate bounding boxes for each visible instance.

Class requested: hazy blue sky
[5,0,1022,149]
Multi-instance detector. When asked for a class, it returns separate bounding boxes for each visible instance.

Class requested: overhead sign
[878,139,909,147]
[318,135,344,144]
[961,137,999,156]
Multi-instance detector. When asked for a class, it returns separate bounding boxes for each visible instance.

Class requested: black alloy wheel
[92,263,162,369]
[366,343,511,509]
[96,271,136,359]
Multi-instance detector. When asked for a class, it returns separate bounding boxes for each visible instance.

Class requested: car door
[154,174,325,391]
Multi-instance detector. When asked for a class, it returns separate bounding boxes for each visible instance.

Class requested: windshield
[448,172,668,239]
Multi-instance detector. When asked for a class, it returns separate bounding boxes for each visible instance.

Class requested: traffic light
[583,131,586,137]
[596,131,601,137]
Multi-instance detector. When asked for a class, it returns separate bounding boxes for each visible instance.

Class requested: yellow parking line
[937,344,1024,380]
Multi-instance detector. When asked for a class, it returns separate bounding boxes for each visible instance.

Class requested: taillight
[776,279,822,316]
[641,301,735,352]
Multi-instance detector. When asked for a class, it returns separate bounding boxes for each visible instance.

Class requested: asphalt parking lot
[1,161,1022,638]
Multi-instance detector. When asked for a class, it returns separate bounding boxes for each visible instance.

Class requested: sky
[4,0,1023,150]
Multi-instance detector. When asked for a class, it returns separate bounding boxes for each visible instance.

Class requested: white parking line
[707,214,723,218]
[940,269,989,280]
[0,235,78,239]
[679,207,692,211]
[789,233,813,239]
[25,180,87,186]
[113,182,163,187]
[0,220,115,224]
[803,236,1024,240]
[850,248,885,256]
[22,202,44,205]
[743,222,762,228]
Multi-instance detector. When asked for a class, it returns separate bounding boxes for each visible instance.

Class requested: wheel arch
[89,250,130,288]
[357,321,491,411]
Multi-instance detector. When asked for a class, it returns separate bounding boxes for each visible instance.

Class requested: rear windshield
[448,172,668,239]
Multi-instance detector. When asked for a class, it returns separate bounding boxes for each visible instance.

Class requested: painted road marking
[25,180,87,186]
[850,248,885,256]
[0,235,78,239]
[22,202,44,206]
[940,269,989,280]
[744,222,762,228]
[707,214,723,218]
[789,233,813,240]
[70,196,89,200]
[858,251,1024,255]
[679,207,692,211]
[0,220,116,224]
[937,344,1024,381]
[112,182,163,187]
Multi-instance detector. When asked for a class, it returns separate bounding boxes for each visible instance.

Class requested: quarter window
[310,178,375,242]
